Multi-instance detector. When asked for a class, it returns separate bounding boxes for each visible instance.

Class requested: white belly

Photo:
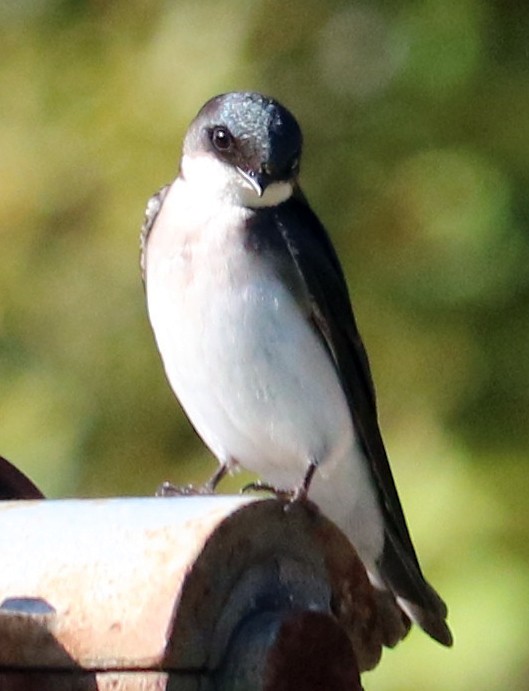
[148,245,349,472]
[145,180,384,566]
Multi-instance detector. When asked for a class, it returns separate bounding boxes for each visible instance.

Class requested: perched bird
[141,91,452,647]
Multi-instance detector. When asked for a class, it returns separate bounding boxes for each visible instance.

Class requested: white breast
[144,174,384,568]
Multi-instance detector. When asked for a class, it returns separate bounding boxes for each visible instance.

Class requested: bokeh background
[1,0,528,688]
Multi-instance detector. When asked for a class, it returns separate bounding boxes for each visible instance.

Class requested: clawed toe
[291,484,309,503]
[155,462,232,498]
[155,481,214,497]
[241,481,306,503]
[241,481,291,501]
[242,462,317,504]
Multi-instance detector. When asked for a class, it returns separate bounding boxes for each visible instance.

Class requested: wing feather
[269,193,420,564]
[140,185,170,281]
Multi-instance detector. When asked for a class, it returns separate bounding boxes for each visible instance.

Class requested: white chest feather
[146,176,350,466]
[144,174,384,567]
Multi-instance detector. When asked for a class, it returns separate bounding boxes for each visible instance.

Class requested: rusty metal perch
[0,495,388,690]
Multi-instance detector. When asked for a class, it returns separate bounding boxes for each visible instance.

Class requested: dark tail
[380,528,453,647]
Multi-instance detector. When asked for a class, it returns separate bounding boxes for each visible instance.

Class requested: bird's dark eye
[211,126,234,152]
[290,156,300,173]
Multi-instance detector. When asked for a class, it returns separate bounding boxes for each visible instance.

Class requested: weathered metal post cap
[0,496,382,689]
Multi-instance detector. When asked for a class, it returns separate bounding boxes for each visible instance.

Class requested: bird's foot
[156,481,214,497]
[241,481,294,501]
[155,461,232,498]
[242,461,318,504]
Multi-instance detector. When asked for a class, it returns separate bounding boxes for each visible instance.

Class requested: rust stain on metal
[0,495,387,687]
[263,611,362,691]
[313,503,411,671]
[0,671,176,690]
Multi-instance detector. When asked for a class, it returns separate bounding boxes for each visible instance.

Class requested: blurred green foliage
[1,0,528,688]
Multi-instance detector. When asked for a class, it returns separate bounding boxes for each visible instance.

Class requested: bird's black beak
[237,168,271,198]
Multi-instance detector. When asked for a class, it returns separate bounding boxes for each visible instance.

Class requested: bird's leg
[201,461,230,493]
[156,460,232,497]
[292,459,318,502]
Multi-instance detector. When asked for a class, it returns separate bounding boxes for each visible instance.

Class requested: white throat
[180,153,293,209]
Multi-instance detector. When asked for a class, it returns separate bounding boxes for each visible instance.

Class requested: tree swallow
[140,91,452,648]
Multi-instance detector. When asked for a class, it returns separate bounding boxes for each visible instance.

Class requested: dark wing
[140,184,170,281]
[267,191,420,563]
[257,191,452,646]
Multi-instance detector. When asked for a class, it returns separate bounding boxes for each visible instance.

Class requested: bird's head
[182,92,302,207]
